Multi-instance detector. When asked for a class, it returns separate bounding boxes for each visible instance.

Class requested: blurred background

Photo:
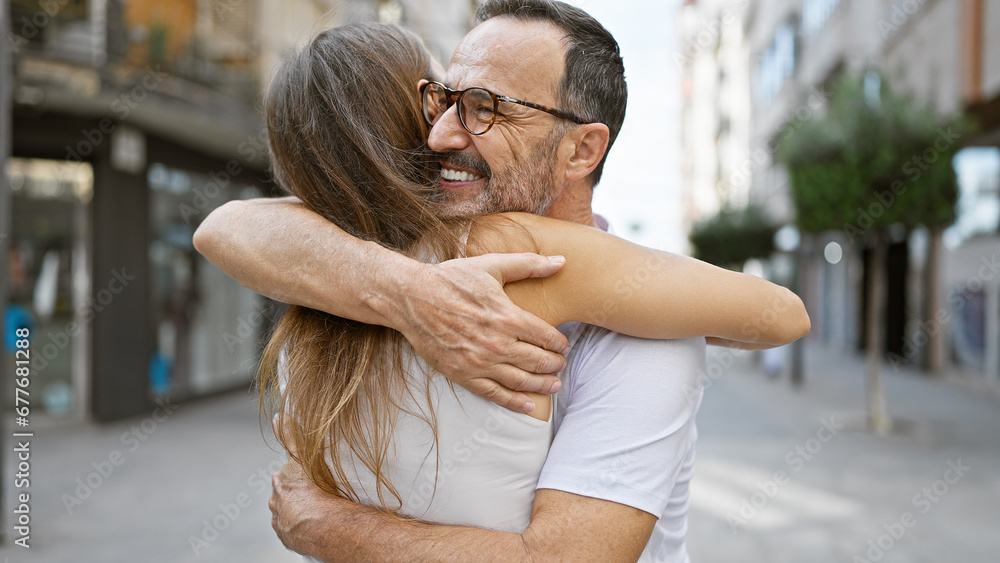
[0,0,998,561]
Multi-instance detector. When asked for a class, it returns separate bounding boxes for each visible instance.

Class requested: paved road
[688,344,1000,563]
[0,390,298,563]
[1,343,997,562]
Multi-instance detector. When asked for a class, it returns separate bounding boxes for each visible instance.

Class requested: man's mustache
[431,151,492,180]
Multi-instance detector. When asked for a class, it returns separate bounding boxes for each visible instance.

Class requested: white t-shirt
[541,323,705,563]
[535,213,706,562]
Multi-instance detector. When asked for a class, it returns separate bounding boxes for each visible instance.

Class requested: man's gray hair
[477,0,628,187]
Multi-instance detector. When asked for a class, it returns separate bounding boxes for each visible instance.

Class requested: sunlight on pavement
[691,459,865,531]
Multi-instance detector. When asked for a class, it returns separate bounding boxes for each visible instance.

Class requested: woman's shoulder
[465,213,595,257]
[483,212,573,230]
[465,213,537,256]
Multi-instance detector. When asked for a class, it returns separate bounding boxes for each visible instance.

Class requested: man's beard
[434,127,563,217]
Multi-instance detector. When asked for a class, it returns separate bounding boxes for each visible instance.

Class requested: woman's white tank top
[283,352,554,562]
[343,353,552,527]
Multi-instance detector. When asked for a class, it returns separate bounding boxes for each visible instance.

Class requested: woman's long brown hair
[258,23,465,509]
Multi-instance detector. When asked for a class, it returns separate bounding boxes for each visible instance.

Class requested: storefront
[7,111,273,422]
[7,158,92,416]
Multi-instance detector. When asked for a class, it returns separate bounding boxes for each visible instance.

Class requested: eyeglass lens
[422,84,496,135]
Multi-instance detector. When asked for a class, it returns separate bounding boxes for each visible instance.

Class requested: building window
[756,22,797,103]
[802,0,841,36]
[950,287,986,371]
[6,158,93,416]
[946,147,1000,247]
[148,163,267,397]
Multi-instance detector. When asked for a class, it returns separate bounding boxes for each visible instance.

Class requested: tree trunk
[923,228,943,374]
[790,235,810,387]
[865,231,892,435]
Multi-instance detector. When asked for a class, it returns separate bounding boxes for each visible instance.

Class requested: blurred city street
[688,345,1000,563]
[0,389,299,563]
[2,0,1000,561]
[1,342,997,562]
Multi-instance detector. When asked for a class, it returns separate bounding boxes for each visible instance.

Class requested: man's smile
[440,165,485,186]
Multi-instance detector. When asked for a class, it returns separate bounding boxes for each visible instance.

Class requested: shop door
[6,158,92,419]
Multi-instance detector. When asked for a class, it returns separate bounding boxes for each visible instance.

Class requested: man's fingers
[504,341,566,384]
[405,253,572,411]
[472,378,539,414]
[472,252,566,284]
[485,361,562,394]
[506,308,570,355]
[517,320,569,354]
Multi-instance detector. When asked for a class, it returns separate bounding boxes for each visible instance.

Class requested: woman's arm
[467,213,810,347]
[194,198,571,414]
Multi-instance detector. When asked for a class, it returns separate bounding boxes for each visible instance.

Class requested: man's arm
[268,333,705,562]
[193,197,569,412]
[269,458,655,562]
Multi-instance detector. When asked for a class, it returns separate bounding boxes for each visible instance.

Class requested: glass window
[950,288,986,371]
[5,158,92,417]
[148,162,268,397]
[802,0,841,36]
[756,22,797,103]
[945,147,1000,247]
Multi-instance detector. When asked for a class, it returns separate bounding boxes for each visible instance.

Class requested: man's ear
[563,123,610,182]
[417,78,429,99]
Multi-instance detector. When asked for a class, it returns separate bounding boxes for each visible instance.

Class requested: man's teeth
[441,168,483,182]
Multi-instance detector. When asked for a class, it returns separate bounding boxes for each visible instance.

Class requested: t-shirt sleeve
[536,332,706,517]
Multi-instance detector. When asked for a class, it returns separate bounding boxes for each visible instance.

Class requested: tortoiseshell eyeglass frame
[420,81,590,136]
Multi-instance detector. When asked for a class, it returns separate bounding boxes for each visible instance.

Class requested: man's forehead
[446,17,567,99]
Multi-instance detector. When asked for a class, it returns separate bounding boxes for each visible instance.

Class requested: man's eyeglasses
[420,81,589,136]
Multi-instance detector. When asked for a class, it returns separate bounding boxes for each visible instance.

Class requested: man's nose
[428,104,472,153]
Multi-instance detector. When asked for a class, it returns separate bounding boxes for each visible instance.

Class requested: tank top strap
[457,221,472,258]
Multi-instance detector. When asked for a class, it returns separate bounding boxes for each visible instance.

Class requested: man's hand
[268,458,656,562]
[387,253,570,414]
[270,457,342,558]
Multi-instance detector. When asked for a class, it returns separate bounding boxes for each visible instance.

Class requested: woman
[259,22,809,535]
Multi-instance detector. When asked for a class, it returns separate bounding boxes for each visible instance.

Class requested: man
[194,1,704,560]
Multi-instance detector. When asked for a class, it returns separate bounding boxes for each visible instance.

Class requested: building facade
[678,0,753,236]
[680,0,1000,384]
[2,0,474,423]
[886,0,1000,383]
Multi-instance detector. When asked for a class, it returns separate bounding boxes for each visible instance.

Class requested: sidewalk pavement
[0,390,299,563]
[1,343,997,562]
[688,343,1000,563]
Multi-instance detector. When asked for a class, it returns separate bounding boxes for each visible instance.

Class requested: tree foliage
[777,74,970,239]
[689,205,778,268]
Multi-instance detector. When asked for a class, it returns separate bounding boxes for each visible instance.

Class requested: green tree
[777,73,968,434]
[689,205,778,270]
